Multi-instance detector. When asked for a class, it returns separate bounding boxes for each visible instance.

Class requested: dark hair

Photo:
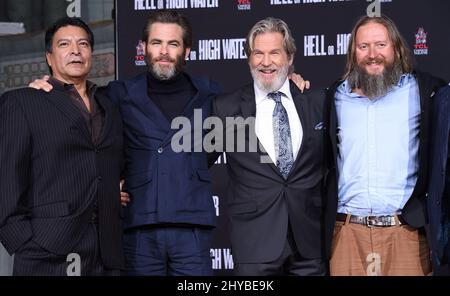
[343,14,414,79]
[44,17,94,75]
[142,10,192,49]
[45,17,94,53]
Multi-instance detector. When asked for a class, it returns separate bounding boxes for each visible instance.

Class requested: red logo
[413,28,428,55]
[134,40,146,66]
[237,0,251,10]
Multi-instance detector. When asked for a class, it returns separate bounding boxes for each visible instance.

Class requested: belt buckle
[364,216,375,227]
[381,216,390,226]
[366,216,393,227]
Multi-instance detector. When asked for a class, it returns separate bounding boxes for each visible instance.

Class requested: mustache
[155,55,176,63]
[363,56,385,65]
[256,66,277,71]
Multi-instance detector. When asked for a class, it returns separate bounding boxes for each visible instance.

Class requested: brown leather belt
[336,213,406,227]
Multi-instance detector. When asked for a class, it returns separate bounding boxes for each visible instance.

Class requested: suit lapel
[45,90,91,141]
[160,76,209,146]
[327,81,341,176]
[330,97,338,162]
[240,85,283,178]
[289,81,310,175]
[240,85,256,118]
[126,74,170,129]
[95,92,114,145]
[180,76,208,119]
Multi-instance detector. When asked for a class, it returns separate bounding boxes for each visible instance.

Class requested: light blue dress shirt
[335,74,421,216]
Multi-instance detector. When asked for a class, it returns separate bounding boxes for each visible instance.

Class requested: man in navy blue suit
[428,85,450,275]
[106,10,219,276]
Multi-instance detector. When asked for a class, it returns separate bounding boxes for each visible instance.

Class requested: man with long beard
[212,17,329,275]
[325,15,447,275]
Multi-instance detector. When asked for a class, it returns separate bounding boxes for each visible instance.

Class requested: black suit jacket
[428,85,450,270]
[213,81,328,263]
[324,71,446,258]
[0,86,125,269]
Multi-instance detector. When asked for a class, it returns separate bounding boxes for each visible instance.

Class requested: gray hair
[244,17,297,59]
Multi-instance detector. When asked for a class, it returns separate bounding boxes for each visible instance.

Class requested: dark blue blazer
[108,73,219,229]
[428,85,450,271]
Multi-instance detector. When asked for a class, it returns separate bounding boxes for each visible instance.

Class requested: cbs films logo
[413,27,429,56]
[237,0,251,10]
[135,40,147,66]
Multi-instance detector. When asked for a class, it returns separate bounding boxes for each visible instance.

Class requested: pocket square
[314,122,324,130]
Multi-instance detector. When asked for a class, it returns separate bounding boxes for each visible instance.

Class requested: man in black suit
[0,17,124,275]
[212,17,328,275]
[428,85,450,275]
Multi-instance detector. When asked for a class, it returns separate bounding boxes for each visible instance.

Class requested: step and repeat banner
[115,0,450,275]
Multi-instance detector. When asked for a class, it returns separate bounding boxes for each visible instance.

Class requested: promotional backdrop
[115,0,450,275]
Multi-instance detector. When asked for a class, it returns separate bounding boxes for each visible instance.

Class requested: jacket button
[157,147,163,154]
[98,176,103,181]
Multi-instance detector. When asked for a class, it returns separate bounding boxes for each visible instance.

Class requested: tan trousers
[330,218,431,276]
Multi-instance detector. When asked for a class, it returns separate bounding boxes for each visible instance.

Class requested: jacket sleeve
[106,81,128,177]
[0,92,33,254]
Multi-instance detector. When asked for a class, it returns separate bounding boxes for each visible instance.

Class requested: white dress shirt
[254,79,302,165]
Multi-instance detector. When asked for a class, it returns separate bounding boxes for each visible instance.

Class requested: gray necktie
[268,91,294,179]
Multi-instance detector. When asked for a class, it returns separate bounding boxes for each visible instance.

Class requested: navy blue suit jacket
[428,85,450,272]
[108,73,219,229]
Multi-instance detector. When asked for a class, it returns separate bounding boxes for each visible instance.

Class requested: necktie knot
[268,91,283,103]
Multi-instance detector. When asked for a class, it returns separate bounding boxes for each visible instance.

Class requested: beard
[250,64,289,93]
[147,51,185,80]
[348,57,403,99]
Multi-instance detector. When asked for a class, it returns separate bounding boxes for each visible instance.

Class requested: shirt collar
[397,73,412,87]
[49,76,97,95]
[254,78,291,105]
